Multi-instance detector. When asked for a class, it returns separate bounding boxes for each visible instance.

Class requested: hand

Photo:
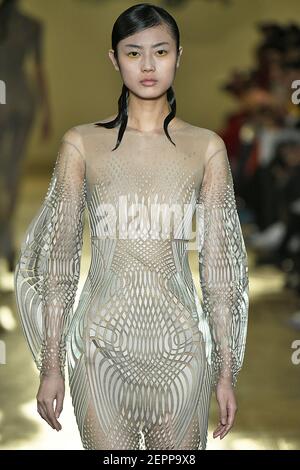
[213,378,237,440]
[36,372,65,431]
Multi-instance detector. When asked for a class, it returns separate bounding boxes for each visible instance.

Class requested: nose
[141,53,155,72]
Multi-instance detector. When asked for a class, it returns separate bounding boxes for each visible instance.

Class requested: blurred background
[0,0,300,450]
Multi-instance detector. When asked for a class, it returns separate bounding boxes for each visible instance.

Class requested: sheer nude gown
[14,120,249,450]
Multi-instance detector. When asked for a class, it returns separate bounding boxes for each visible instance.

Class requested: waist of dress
[88,237,193,279]
[90,235,193,247]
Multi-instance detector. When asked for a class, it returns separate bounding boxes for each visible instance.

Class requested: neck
[126,91,171,132]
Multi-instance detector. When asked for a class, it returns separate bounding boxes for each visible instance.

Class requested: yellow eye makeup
[127,49,168,57]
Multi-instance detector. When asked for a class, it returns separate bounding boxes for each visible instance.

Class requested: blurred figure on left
[0,0,52,272]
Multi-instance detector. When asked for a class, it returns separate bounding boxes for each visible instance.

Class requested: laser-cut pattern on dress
[14,122,249,450]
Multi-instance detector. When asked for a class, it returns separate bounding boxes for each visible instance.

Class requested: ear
[108,49,119,71]
[176,46,183,68]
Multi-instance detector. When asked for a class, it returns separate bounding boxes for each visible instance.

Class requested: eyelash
[127,50,168,57]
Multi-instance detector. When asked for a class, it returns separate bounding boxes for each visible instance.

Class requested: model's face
[108,24,182,98]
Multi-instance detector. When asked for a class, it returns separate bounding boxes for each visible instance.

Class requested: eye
[128,51,140,57]
[156,49,167,56]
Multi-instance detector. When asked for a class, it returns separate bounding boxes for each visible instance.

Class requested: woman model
[14,3,249,450]
[0,0,51,272]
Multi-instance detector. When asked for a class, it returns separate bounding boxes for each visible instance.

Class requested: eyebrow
[124,42,170,49]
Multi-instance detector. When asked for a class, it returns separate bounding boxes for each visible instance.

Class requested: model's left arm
[196,132,249,391]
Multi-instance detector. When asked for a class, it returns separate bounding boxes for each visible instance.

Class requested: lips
[140,79,158,86]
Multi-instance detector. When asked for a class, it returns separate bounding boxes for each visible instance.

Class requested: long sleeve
[14,128,87,380]
[196,132,249,390]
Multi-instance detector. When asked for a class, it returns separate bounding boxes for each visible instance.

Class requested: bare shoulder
[62,126,82,143]
[61,126,85,157]
[187,125,226,163]
[69,116,117,147]
[185,123,223,142]
[73,115,118,139]
[95,114,118,124]
[73,116,115,132]
[175,120,221,139]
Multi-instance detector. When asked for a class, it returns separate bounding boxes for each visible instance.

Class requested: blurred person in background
[218,20,300,329]
[0,0,52,274]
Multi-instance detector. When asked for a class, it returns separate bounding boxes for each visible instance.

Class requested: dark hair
[0,0,19,42]
[95,3,180,151]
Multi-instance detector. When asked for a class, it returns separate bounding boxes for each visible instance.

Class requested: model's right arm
[14,127,87,380]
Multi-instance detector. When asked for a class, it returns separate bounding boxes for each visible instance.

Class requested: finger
[55,392,64,419]
[219,404,236,439]
[220,424,231,439]
[227,404,237,428]
[213,428,226,437]
[213,422,226,437]
[44,401,61,431]
[37,404,55,429]
[213,422,225,433]
[213,426,222,435]
[220,419,234,439]
[47,404,61,431]
[38,403,54,428]
[219,402,228,426]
